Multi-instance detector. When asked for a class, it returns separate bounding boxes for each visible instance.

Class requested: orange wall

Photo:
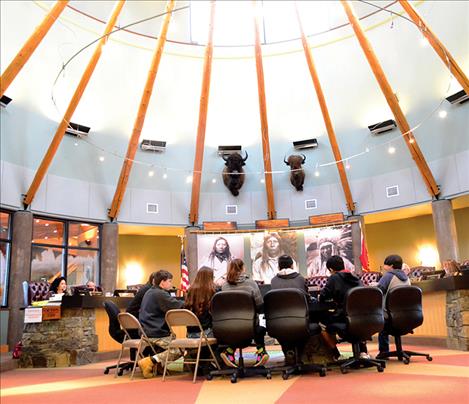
[117,235,181,289]
[366,207,469,270]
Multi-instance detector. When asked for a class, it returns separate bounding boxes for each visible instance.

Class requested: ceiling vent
[218,145,242,156]
[386,185,399,198]
[445,89,468,105]
[146,203,159,214]
[0,95,12,108]
[65,122,90,137]
[304,199,317,210]
[293,138,318,150]
[225,205,238,215]
[368,119,397,135]
[141,139,166,152]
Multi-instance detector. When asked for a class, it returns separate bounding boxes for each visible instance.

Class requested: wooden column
[109,0,175,220]
[399,0,469,95]
[341,1,439,198]
[294,3,355,214]
[252,0,276,220]
[189,0,216,225]
[23,1,126,208]
[0,1,69,97]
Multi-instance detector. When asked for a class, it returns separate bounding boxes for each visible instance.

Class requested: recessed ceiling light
[163,173,168,179]
[212,178,217,183]
[388,146,396,154]
[260,178,265,183]
[99,156,105,162]
[186,175,193,183]
[438,110,447,119]
[148,170,154,177]
[314,170,320,177]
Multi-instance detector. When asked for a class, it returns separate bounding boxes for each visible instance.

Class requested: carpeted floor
[1,343,468,404]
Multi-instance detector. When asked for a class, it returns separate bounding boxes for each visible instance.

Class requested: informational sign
[24,307,42,323]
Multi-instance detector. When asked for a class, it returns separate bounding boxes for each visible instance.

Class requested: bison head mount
[284,154,306,191]
[222,151,248,196]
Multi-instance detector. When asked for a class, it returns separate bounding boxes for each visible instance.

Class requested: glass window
[32,218,64,246]
[0,212,10,239]
[0,241,10,306]
[67,249,99,286]
[31,245,64,282]
[68,223,99,248]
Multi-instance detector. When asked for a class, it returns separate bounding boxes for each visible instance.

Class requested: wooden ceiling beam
[294,3,355,214]
[0,1,69,98]
[189,0,216,225]
[253,0,276,220]
[399,0,469,95]
[108,0,175,221]
[23,1,126,208]
[341,0,440,198]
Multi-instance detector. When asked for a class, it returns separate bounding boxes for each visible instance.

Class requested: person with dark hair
[137,270,184,378]
[199,237,233,285]
[271,255,308,296]
[319,255,369,360]
[126,272,157,319]
[252,233,297,285]
[220,258,269,368]
[184,266,216,338]
[50,276,67,295]
[376,254,411,359]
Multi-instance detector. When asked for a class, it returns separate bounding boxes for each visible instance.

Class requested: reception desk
[20,296,132,368]
[411,274,469,351]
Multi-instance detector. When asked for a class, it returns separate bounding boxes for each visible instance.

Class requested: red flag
[359,225,370,272]
[180,246,190,292]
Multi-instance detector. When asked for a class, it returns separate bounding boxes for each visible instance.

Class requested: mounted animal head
[284,154,306,191]
[222,151,248,171]
[222,151,248,196]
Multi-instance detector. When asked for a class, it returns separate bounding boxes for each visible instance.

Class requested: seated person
[137,270,184,378]
[50,276,68,296]
[318,255,369,360]
[376,254,411,359]
[126,272,157,319]
[220,258,269,368]
[184,266,216,338]
[85,280,102,292]
[271,255,308,297]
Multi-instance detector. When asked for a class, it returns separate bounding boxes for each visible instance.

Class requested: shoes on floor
[254,351,269,367]
[138,357,155,379]
[375,351,389,360]
[359,352,371,360]
[220,351,238,368]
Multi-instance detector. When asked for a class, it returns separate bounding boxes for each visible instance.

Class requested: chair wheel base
[104,369,109,374]
[426,356,433,361]
[377,366,384,372]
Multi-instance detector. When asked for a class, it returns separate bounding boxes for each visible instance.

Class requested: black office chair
[328,287,386,374]
[379,286,432,364]
[207,290,271,383]
[264,289,326,379]
[103,301,135,376]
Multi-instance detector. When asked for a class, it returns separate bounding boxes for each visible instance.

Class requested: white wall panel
[197,192,213,224]
[170,192,190,225]
[429,156,460,197]
[275,190,292,220]
[455,150,469,194]
[45,174,90,218]
[371,168,416,210]
[290,184,332,221]
[210,191,252,223]
[350,178,374,214]
[250,191,268,222]
[25,167,47,212]
[0,161,22,208]
[130,188,172,223]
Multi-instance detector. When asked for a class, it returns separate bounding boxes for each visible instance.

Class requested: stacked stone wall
[446,289,469,351]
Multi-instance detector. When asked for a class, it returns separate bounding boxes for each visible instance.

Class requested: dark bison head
[222,151,248,170]
[284,154,306,191]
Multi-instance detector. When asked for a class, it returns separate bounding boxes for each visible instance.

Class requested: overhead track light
[293,138,318,150]
[368,119,397,135]
[218,145,242,156]
[0,95,12,108]
[445,89,468,105]
[65,122,91,137]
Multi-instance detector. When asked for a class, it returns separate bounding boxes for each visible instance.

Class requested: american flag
[180,246,190,292]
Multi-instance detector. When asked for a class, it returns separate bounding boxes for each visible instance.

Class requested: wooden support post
[252,0,276,220]
[399,0,469,95]
[294,2,355,214]
[0,1,69,97]
[108,0,175,220]
[189,0,216,225]
[341,0,440,198]
[23,1,126,208]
